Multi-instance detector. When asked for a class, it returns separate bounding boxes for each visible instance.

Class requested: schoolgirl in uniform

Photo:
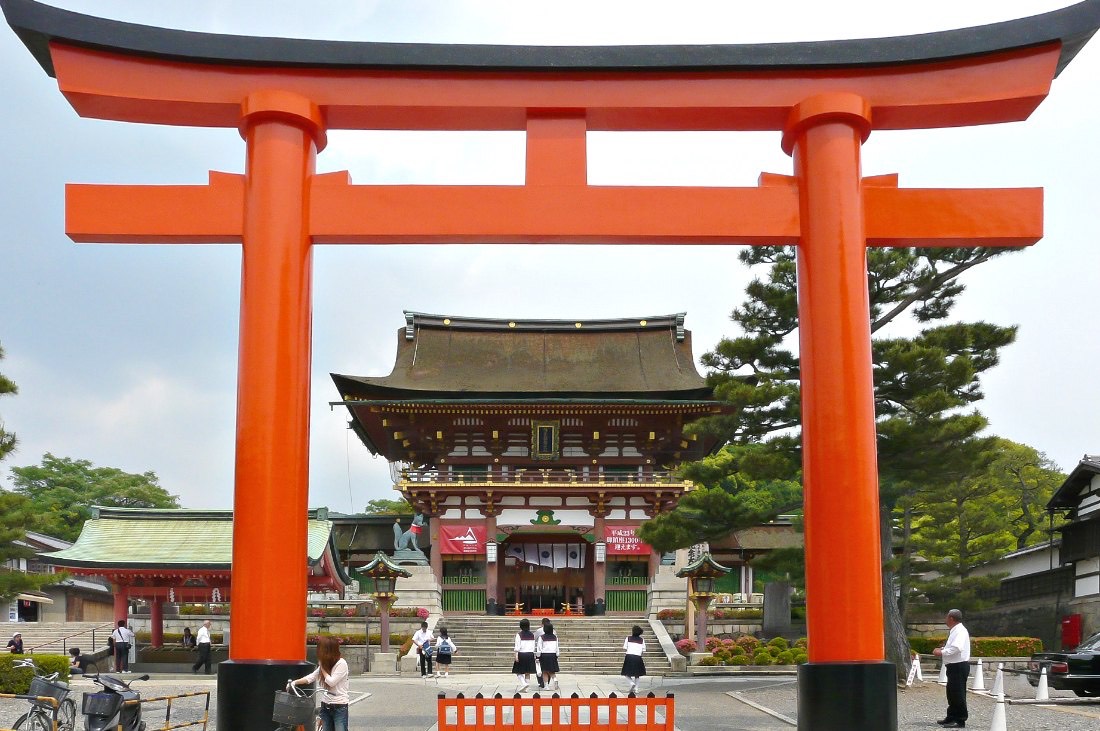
[512,618,537,692]
[621,625,646,694]
[535,621,561,691]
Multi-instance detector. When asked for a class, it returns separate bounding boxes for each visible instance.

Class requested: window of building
[532,421,559,461]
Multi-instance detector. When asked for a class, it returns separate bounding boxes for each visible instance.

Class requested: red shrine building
[333,312,731,615]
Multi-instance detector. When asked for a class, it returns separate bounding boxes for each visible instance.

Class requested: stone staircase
[9,621,115,656]
[433,616,672,676]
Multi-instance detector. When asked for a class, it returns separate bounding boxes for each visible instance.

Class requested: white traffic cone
[915,657,924,682]
[1035,666,1049,701]
[989,692,1007,731]
[971,658,986,691]
[938,660,948,685]
[990,663,1004,697]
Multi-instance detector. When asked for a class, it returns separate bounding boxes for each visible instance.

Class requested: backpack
[437,638,453,655]
[423,641,434,658]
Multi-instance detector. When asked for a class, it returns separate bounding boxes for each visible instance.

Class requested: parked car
[1027,631,1100,697]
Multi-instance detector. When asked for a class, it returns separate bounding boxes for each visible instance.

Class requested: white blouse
[623,637,646,656]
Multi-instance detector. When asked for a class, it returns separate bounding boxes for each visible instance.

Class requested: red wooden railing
[438,692,674,731]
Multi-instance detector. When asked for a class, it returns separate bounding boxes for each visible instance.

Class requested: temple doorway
[501,538,589,614]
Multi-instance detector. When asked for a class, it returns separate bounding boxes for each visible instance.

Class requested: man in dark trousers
[933,609,971,728]
[192,620,213,674]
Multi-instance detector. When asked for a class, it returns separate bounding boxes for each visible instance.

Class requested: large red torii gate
[5,0,1100,728]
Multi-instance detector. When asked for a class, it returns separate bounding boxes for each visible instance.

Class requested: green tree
[8,453,180,542]
[971,438,1065,550]
[0,492,61,603]
[656,245,1020,678]
[0,343,16,462]
[363,497,413,515]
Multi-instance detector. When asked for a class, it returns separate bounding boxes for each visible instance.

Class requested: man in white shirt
[933,608,971,728]
[412,621,434,677]
[111,621,135,672]
[192,620,213,674]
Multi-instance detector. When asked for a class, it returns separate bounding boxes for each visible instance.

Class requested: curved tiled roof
[333,312,711,400]
[42,507,343,580]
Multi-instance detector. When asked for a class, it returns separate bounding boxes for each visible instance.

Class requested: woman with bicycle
[290,636,349,731]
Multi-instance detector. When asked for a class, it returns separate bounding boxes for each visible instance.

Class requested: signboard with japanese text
[439,525,487,555]
[605,525,652,555]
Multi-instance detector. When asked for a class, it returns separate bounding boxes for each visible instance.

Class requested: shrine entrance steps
[434,616,672,676]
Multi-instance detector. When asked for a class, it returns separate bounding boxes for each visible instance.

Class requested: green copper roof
[43,507,335,570]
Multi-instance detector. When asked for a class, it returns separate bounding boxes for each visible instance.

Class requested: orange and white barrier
[438,691,675,731]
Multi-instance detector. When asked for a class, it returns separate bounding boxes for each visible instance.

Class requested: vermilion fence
[437,692,674,731]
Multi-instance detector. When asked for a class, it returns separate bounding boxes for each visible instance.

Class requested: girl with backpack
[434,627,457,677]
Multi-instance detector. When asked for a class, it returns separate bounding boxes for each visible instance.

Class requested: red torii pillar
[6,0,1098,728]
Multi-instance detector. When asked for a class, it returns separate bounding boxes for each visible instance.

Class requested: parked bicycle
[272,682,319,731]
[11,658,76,731]
[80,672,149,731]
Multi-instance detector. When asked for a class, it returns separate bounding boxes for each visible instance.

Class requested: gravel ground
[15,670,1097,730]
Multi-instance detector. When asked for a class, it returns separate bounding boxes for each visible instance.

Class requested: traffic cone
[989,692,1007,731]
[914,657,924,682]
[990,663,1004,697]
[1035,666,1049,701]
[938,660,948,685]
[971,658,986,691]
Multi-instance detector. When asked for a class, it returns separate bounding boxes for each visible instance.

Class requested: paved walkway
[28,670,1100,730]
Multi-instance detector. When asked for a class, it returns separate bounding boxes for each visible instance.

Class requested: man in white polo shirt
[933,608,971,728]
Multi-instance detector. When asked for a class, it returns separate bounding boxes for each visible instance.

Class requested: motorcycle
[80,672,149,731]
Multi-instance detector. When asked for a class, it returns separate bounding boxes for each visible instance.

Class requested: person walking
[412,621,434,678]
[933,608,971,728]
[533,617,551,688]
[435,627,457,677]
[192,619,213,674]
[291,636,349,731]
[111,620,135,672]
[536,621,561,692]
[621,625,646,694]
[512,618,537,692]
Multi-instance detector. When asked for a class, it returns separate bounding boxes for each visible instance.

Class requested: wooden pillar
[784,92,883,664]
[229,90,323,663]
[593,513,607,614]
[485,512,499,613]
[430,514,443,582]
[112,584,128,625]
[783,92,896,730]
[150,597,164,648]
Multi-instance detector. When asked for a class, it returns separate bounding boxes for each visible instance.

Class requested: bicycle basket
[29,676,69,705]
[82,692,123,718]
[273,690,315,726]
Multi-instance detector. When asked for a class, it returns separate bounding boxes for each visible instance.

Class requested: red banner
[605,525,651,555]
[439,525,487,555]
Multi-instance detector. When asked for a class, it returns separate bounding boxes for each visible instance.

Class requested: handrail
[27,621,115,655]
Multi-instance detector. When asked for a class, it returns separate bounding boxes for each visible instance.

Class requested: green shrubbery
[908,636,1042,656]
[0,656,70,694]
[687,633,810,667]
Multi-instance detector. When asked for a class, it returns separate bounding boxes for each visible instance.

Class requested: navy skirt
[621,654,646,678]
[538,653,560,674]
[512,652,537,674]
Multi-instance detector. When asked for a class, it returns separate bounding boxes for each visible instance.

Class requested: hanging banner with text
[605,525,652,555]
[439,525,488,555]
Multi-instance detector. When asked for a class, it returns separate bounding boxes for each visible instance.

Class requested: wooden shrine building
[333,312,729,615]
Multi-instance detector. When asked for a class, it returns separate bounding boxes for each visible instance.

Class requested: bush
[752,652,773,666]
[767,645,781,657]
[180,604,229,616]
[908,636,1042,657]
[792,652,809,664]
[658,609,686,620]
[729,655,752,666]
[697,656,720,666]
[704,636,723,652]
[729,645,745,656]
[710,608,762,620]
[767,637,789,651]
[0,656,70,694]
[416,607,430,619]
[775,650,795,665]
[794,637,808,649]
[399,637,414,656]
[306,632,411,646]
[734,635,761,653]
[674,639,696,656]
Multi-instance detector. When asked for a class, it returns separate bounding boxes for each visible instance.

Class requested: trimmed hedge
[0,655,70,694]
[909,636,1042,656]
[306,632,411,646]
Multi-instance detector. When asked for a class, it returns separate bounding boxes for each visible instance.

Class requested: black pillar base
[797,661,897,731]
[486,598,498,616]
[217,659,314,731]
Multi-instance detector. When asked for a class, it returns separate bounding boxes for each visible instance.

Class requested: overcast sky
[1,1,1097,513]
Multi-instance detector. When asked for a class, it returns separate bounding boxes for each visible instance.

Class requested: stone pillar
[112,584,128,624]
[429,514,443,582]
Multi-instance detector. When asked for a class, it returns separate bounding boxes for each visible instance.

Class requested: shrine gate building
[333,312,730,615]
